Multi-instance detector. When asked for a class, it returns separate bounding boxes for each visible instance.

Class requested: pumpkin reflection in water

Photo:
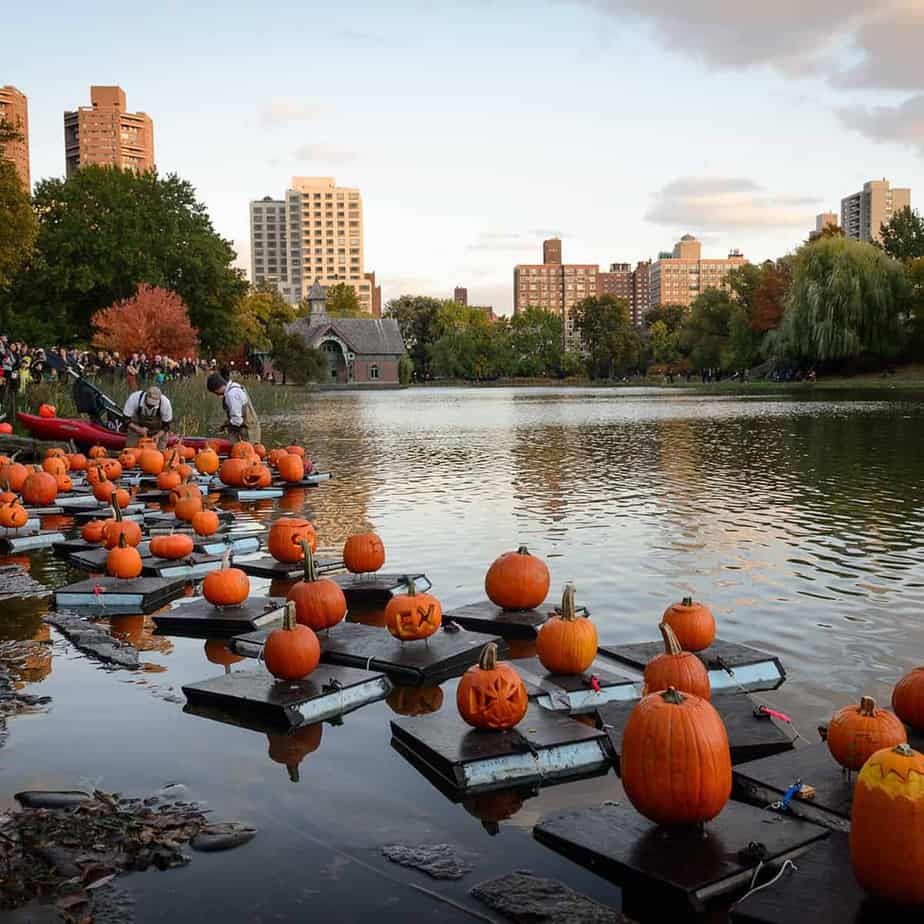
[347,604,387,628]
[109,615,173,655]
[204,638,243,674]
[462,788,525,836]
[266,723,323,782]
[386,686,444,716]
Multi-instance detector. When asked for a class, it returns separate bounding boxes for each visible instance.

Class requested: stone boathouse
[287,280,405,386]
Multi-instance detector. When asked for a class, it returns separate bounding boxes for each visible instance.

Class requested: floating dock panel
[141,552,224,580]
[221,487,284,501]
[443,597,588,639]
[515,656,637,714]
[236,555,344,579]
[153,596,286,637]
[330,572,430,603]
[195,535,262,556]
[54,576,186,615]
[0,530,66,553]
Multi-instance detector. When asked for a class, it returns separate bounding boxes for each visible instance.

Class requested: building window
[369,364,379,380]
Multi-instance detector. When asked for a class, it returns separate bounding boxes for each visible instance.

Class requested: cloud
[646,177,820,229]
[839,94,924,155]
[261,99,322,125]
[292,143,357,164]
[467,231,543,252]
[836,4,924,91]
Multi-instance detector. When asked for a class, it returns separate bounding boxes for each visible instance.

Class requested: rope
[737,859,799,905]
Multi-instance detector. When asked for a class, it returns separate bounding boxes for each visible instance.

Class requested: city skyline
[4,1,924,313]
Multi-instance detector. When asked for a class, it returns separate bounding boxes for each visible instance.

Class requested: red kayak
[17,413,232,454]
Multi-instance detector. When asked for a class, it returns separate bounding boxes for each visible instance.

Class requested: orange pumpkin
[174,493,203,522]
[230,441,255,460]
[535,583,597,675]
[170,481,203,504]
[286,542,347,632]
[202,548,250,607]
[268,517,317,563]
[101,459,122,480]
[195,447,220,475]
[343,532,385,574]
[56,472,73,493]
[21,470,58,506]
[385,579,442,641]
[457,642,528,731]
[827,696,907,772]
[267,723,322,782]
[37,403,56,418]
[177,442,196,461]
[106,533,143,579]
[0,500,28,530]
[118,449,137,470]
[277,453,305,483]
[485,546,550,611]
[88,444,108,459]
[219,458,249,487]
[157,470,182,491]
[149,533,195,560]
[892,667,924,731]
[163,448,183,471]
[850,743,924,905]
[42,456,68,478]
[178,463,194,480]
[267,448,289,469]
[643,622,711,700]
[621,687,732,825]
[0,461,28,493]
[253,443,267,459]
[81,519,107,543]
[286,445,305,458]
[86,462,107,487]
[138,448,165,475]
[263,601,320,681]
[45,447,67,460]
[67,453,88,472]
[662,597,716,652]
[191,508,220,537]
[102,498,142,549]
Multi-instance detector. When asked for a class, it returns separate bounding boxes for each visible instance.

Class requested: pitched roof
[288,316,406,356]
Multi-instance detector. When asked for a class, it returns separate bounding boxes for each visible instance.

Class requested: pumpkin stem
[112,495,123,521]
[283,600,297,631]
[894,743,914,757]
[859,696,876,716]
[660,686,686,705]
[287,763,300,783]
[517,545,530,555]
[221,545,233,570]
[681,596,693,607]
[407,577,417,597]
[302,540,318,583]
[659,622,683,656]
[478,642,498,671]
[118,532,127,549]
[559,583,578,621]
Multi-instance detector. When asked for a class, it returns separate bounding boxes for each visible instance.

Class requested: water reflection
[266,723,323,783]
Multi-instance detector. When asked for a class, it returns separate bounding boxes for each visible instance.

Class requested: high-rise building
[64,86,154,177]
[596,261,651,326]
[514,239,597,347]
[649,235,747,308]
[0,85,30,191]
[809,212,840,242]
[841,179,910,244]
[453,286,468,306]
[250,176,375,312]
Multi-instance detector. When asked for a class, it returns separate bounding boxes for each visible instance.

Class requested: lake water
[5,386,924,920]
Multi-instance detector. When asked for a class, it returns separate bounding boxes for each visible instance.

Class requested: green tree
[0,121,36,290]
[648,320,681,366]
[236,286,300,351]
[571,295,640,379]
[508,307,563,376]
[680,289,736,371]
[2,166,247,350]
[643,304,686,333]
[384,295,444,379]
[878,206,924,262]
[325,282,364,317]
[781,237,908,364]
[270,330,326,385]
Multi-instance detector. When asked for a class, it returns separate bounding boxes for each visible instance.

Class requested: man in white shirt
[206,373,261,444]
[123,385,173,448]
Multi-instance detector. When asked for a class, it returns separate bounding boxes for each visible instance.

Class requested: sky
[5,0,924,313]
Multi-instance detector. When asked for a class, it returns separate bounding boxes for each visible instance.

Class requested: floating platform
[730,833,881,924]
[182,663,391,730]
[66,546,110,571]
[22,504,63,517]
[0,518,41,537]
[443,597,590,639]
[142,552,224,580]
[534,800,829,918]
[220,487,284,501]
[515,657,637,714]
[153,596,286,637]
[330,572,430,603]
[598,638,786,693]
[391,704,613,796]
[0,529,66,553]
[231,621,505,685]
[272,472,331,488]
[56,494,107,510]
[72,504,145,524]
[195,535,261,557]
[598,693,796,773]
[236,555,344,580]
[733,742,854,831]
[53,576,186,615]
[144,509,234,529]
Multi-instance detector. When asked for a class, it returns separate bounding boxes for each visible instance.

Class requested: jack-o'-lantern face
[385,583,442,641]
[456,643,528,731]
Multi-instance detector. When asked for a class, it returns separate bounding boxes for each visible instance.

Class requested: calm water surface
[4,386,924,920]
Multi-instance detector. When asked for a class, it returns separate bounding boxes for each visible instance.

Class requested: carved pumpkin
[174,494,203,522]
[0,485,16,505]
[88,444,108,459]
[86,462,106,487]
[286,445,305,458]
[263,601,320,681]
[268,517,317,563]
[0,500,28,530]
[343,532,385,574]
[267,448,289,469]
[622,687,732,825]
[253,443,267,459]
[204,637,242,673]
[22,470,58,506]
[850,743,924,905]
[385,579,442,641]
[202,548,250,607]
[192,508,220,536]
[195,447,220,475]
[163,448,182,471]
[170,481,203,504]
[485,545,550,611]
[149,533,195,560]
[827,696,907,772]
[287,542,347,632]
[42,456,68,478]
[536,583,597,675]
[138,448,165,475]
[457,642,528,731]
[643,622,710,700]
[106,533,143,579]
[387,686,444,716]
[56,472,73,493]
[102,498,142,549]
[102,459,123,481]
[136,437,156,450]
[177,442,196,461]
[0,461,28,493]
[277,453,305,483]
[662,597,716,652]
[892,667,924,731]
[230,441,255,460]
[267,722,322,782]
[67,453,88,472]
[241,461,272,488]
[45,447,67,460]
[81,519,107,543]
[118,449,137,470]
[219,458,249,487]
[157,469,182,491]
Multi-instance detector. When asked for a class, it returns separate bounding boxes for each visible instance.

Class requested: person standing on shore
[123,385,173,448]
[206,373,261,445]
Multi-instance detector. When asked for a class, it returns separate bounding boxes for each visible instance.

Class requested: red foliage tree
[91,285,199,357]
[751,261,791,333]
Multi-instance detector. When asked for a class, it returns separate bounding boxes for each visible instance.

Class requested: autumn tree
[91,285,199,357]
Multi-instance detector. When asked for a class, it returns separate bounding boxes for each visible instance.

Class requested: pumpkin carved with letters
[385,579,442,641]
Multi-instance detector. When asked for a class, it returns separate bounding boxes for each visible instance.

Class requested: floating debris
[0,564,50,600]
[380,843,473,880]
[43,613,139,669]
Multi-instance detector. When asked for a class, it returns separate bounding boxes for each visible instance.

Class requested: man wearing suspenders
[206,373,261,445]
[123,385,173,448]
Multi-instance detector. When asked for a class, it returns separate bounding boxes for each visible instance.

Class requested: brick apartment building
[453,286,468,306]
[649,235,746,308]
[596,262,651,325]
[64,86,154,176]
[0,85,30,191]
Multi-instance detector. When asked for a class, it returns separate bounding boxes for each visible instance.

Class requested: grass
[10,376,307,436]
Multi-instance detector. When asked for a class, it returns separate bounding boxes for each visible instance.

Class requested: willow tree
[781,237,908,364]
